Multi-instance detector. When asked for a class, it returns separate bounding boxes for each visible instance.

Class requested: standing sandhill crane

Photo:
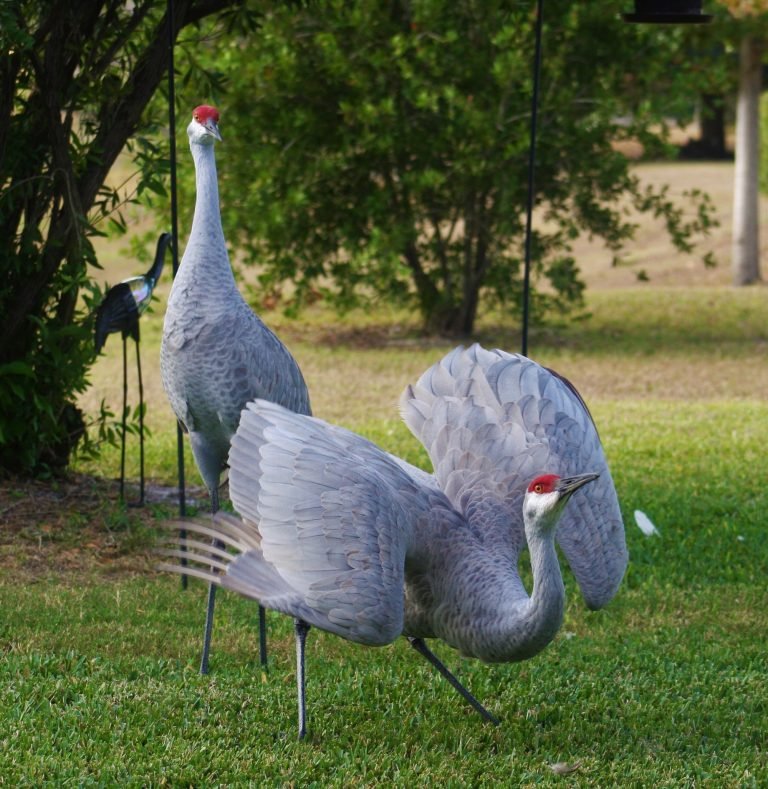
[95,233,172,505]
[160,105,311,675]
[160,344,627,738]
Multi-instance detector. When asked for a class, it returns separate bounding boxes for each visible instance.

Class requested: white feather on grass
[634,510,659,537]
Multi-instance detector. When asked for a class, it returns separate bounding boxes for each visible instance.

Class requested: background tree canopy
[176,0,716,337]
[0,0,729,475]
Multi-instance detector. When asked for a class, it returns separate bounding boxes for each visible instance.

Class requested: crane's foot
[295,619,311,740]
[408,637,500,726]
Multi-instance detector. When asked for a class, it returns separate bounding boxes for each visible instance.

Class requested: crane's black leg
[198,490,268,674]
[119,334,128,503]
[200,583,217,676]
[199,487,220,676]
[258,605,268,669]
[176,421,187,590]
[295,618,310,740]
[408,637,500,726]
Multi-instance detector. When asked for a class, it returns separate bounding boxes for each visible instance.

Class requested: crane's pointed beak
[556,472,599,499]
[204,120,222,142]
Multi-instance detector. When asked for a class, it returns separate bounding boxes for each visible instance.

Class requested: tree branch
[0,0,240,359]
[79,0,240,208]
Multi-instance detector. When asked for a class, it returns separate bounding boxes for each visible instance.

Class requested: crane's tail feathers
[166,536,232,561]
[157,554,284,610]
[159,514,258,551]
[156,517,241,581]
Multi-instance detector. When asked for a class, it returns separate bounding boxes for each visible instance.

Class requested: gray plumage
[161,344,626,684]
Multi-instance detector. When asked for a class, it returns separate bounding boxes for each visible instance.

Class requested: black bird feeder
[622,1,712,24]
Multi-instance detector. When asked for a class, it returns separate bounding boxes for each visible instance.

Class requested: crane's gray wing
[234,301,311,417]
[400,343,627,609]
[221,399,436,645]
[161,294,310,435]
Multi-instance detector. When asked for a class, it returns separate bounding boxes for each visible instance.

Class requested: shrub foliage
[0,0,240,475]
[187,0,717,336]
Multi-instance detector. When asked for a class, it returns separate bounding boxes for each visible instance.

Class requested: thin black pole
[521,0,544,358]
[168,0,187,587]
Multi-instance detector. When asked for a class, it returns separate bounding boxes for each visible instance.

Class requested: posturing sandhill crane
[160,344,627,738]
[95,232,172,505]
[160,105,311,674]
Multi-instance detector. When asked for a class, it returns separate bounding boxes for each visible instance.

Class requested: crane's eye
[534,483,543,493]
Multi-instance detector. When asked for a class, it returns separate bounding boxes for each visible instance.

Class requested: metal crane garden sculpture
[160,344,627,738]
[94,232,172,505]
[161,105,311,675]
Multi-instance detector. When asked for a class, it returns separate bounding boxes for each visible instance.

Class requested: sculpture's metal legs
[199,487,220,676]
[119,335,128,502]
[295,619,310,740]
[119,330,145,509]
[408,637,500,726]
[134,336,145,506]
[199,582,218,676]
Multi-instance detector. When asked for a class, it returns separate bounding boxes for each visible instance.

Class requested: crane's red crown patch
[527,474,559,494]
[193,105,220,124]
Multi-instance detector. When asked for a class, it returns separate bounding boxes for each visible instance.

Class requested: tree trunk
[424,276,480,338]
[732,33,763,286]
[698,94,728,159]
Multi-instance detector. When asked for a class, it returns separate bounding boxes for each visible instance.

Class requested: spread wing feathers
[400,344,581,504]
[400,343,627,609]
[157,512,318,622]
[222,399,440,645]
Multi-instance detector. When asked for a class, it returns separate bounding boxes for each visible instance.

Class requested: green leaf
[0,361,36,379]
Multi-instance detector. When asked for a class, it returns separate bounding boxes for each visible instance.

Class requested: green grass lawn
[2,285,768,785]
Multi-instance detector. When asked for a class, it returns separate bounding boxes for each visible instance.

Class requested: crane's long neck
[408,503,567,664]
[189,143,226,250]
[181,142,236,290]
[516,528,566,655]
[473,528,565,664]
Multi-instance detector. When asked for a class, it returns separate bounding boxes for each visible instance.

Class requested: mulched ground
[0,473,206,580]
